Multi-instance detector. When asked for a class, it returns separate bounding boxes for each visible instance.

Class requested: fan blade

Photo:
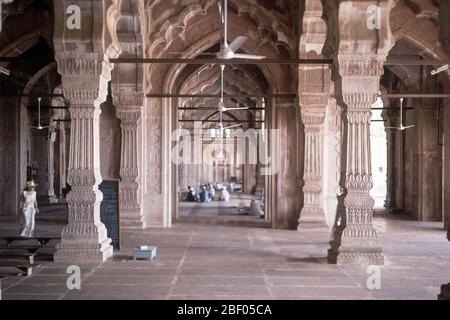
[224,123,242,130]
[224,107,249,111]
[233,53,266,60]
[167,51,217,56]
[198,53,220,56]
[402,125,415,129]
[229,36,248,53]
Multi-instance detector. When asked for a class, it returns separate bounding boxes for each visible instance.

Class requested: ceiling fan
[385,98,415,131]
[170,0,265,60]
[215,0,265,60]
[30,97,51,130]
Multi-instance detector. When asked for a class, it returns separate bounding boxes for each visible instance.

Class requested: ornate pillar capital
[55,52,112,107]
[116,106,143,122]
[301,112,326,128]
[55,52,105,76]
[113,93,145,109]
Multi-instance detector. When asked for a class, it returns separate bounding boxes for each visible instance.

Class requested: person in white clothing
[18,181,39,238]
[221,187,230,202]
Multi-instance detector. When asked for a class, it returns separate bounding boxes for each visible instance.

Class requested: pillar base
[297,222,329,233]
[54,238,113,263]
[297,207,328,232]
[328,244,384,265]
[54,221,114,262]
[121,211,144,229]
[328,223,384,265]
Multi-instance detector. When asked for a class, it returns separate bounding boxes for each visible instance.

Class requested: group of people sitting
[185,183,230,203]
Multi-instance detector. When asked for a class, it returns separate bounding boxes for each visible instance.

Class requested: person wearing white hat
[17,181,39,238]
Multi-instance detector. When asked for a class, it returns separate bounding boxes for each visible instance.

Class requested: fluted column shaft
[116,106,143,228]
[54,53,113,262]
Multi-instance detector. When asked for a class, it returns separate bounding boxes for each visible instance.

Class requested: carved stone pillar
[115,103,144,229]
[54,53,113,262]
[298,104,327,230]
[328,58,386,265]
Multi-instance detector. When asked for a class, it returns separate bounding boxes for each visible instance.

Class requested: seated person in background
[205,183,211,197]
[220,187,230,202]
[199,186,209,203]
[250,199,264,218]
[209,185,215,201]
[186,186,198,202]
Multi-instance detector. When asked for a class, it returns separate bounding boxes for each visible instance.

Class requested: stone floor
[1,197,450,300]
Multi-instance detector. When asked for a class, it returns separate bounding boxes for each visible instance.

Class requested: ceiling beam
[371,107,414,110]
[0,94,65,98]
[26,106,68,110]
[147,93,295,98]
[384,60,450,66]
[2,57,450,66]
[179,120,264,123]
[110,58,333,65]
[108,58,450,66]
[178,107,264,110]
[148,93,450,99]
[378,93,450,98]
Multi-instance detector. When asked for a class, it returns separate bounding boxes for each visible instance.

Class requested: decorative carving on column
[115,94,144,229]
[53,53,113,262]
[147,101,162,194]
[298,95,328,230]
[328,58,386,265]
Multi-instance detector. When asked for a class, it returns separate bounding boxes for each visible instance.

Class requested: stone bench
[0,267,32,300]
[0,251,37,264]
[0,261,39,276]
[0,237,60,246]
